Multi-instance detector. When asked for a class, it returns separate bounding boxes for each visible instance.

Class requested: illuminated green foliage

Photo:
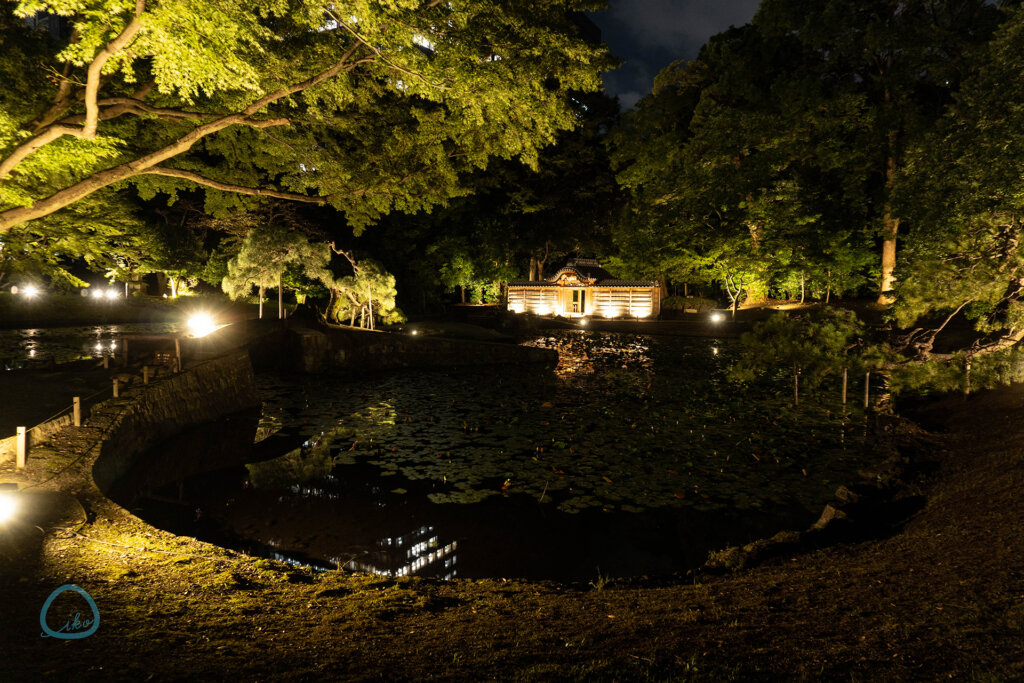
[0,0,611,233]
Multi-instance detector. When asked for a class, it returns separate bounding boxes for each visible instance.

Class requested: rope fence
[4,333,214,472]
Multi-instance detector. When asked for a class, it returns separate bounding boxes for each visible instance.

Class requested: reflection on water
[347,526,458,580]
[525,330,653,376]
[132,331,875,582]
[0,322,180,369]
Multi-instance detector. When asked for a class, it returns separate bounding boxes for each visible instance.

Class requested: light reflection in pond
[133,331,879,581]
[0,322,179,368]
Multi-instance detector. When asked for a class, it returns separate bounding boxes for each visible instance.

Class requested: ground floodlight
[187,312,217,338]
[0,487,18,524]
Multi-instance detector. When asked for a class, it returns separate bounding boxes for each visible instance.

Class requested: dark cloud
[589,0,761,108]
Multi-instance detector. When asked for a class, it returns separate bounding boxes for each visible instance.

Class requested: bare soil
[1,383,1023,681]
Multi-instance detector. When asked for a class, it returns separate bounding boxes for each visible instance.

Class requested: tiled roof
[549,258,615,283]
[508,279,659,288]
[596,280,660,287]
[509,258,658,288]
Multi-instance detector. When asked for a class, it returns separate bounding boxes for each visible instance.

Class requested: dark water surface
[0,322,180,369]
[131,331,876,582]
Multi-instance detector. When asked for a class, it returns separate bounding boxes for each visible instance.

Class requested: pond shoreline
[3,341,1022,678]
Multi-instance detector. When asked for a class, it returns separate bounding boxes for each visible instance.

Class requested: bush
[661,295,717,312]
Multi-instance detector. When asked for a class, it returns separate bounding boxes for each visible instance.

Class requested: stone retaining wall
[0,413,73,464]
[90,350,261,495]
[249,324,557,374]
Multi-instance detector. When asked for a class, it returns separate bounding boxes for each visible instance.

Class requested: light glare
[0,493,16,523]
[187,313,217,338]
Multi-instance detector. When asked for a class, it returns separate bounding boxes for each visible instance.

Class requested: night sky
[589,0,762,109]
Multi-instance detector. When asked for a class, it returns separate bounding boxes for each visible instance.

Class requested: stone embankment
[88,350,260,495]
[247,322,557,374]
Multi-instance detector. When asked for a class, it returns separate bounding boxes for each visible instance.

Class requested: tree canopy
[0,0,611,234]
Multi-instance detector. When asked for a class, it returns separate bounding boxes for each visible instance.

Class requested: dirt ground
[1,381,1023,680]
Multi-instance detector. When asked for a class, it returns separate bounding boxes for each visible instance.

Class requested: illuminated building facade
[344,525,458,580]
[507,258,661,319]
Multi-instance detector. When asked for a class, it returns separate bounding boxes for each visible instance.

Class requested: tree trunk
[368,287,374,330]
[278,277,283,320]
[169,276,178,298]
[528,256,537,281]
[878,155,899,304]
[460,285,465,304]
[258,285,264,319]
[800,273,805,304]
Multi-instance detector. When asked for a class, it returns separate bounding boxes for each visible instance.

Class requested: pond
[132,331,878,582]
[0,322,181,369]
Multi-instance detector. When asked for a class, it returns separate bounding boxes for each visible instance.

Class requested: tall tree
[0,1,611,234]
[893,6,1024,361]
[221,222,331,318]
[754,0,1003,302]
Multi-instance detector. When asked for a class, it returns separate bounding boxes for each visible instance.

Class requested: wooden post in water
[122,338,129,368]
[102,355,109,370]
[841,366,848,405]
[73,396,81,427]
[16,427,26,468]
[113,378,119,398]
[174,338,181,373]
[143,366,150,384]
[793,364,799,406]
[864,371,871,410]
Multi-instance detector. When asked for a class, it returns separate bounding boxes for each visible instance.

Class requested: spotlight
[186,312,217,338]
[710,312,724,323]
[22,285,39,299]
[0,485,18,524]
[91,289,104,300]
[104,289,118,299]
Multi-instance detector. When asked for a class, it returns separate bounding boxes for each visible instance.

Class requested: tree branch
[141,167,328,204]
[83,0,147,137]
[0,124,89,179]
[0,44,373,233]
[1,8,148,179]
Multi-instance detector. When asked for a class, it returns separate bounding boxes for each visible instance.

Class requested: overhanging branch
[141,167,329,204]
[0,43,373,233]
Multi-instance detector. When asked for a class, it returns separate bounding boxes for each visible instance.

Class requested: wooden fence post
[793,364,799,406]
[73,396,81,427]
[16,427,26,468]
